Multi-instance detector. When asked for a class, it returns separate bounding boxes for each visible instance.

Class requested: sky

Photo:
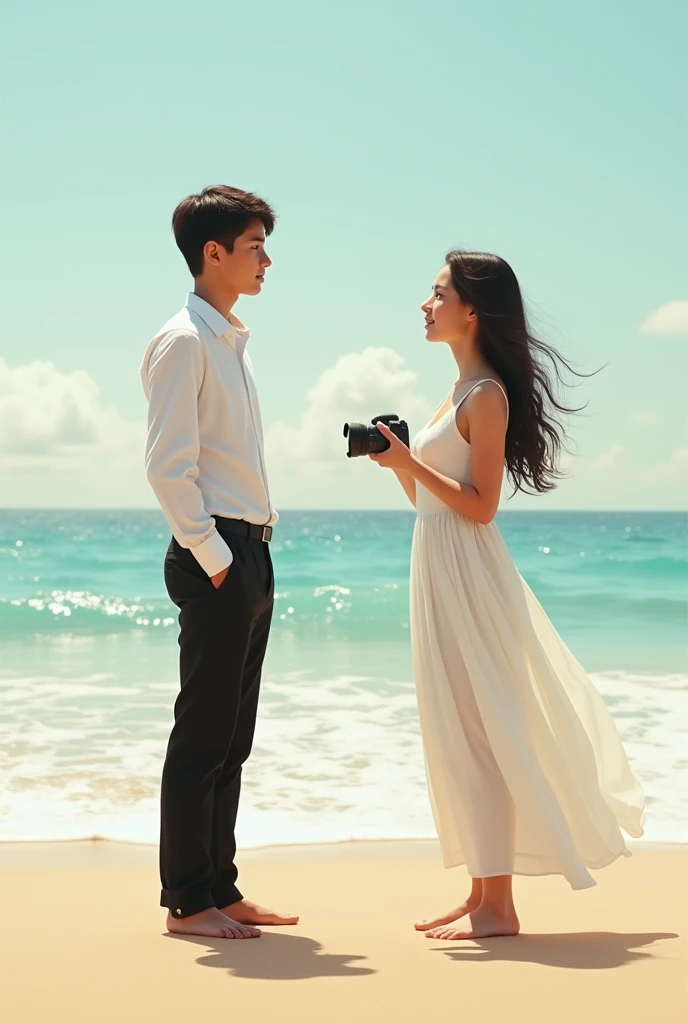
[0,0,686,511]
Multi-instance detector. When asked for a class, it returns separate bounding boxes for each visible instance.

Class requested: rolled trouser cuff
[161,888,215,919]
[212,884,243,910]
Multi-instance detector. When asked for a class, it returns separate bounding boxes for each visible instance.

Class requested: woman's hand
[368,422,414,471]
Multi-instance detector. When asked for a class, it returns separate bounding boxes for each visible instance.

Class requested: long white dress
[409,379,645,890]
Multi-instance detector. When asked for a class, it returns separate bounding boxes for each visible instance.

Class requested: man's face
[205,220,272,295]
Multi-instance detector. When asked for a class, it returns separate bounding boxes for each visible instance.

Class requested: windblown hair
[446,250,594,495]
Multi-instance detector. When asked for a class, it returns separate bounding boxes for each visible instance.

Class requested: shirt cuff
[189,529,233,577]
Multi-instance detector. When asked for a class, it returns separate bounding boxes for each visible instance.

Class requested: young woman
[370,251,645,941]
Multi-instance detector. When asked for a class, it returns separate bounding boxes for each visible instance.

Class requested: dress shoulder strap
[454,378,509,424]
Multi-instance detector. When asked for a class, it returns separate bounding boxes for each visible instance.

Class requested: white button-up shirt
[140,292,277,577]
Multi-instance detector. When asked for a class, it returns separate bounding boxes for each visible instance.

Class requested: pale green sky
[0,0,686,509]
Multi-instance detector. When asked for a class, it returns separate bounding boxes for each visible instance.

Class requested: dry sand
[1,840,685,1023]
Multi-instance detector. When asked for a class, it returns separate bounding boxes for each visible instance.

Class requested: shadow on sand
[166,930,376,980]
[429,931,680,970]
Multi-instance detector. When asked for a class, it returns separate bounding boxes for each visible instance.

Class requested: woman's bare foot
[414,897,483,931]
[166,907,261,939]
[220,898,299,926]
[424,904,520,941]
[415,880,483,931]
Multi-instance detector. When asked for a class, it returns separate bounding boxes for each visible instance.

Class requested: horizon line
[0,507,685,515]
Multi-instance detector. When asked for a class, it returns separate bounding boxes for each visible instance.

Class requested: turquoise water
[1,509,685,665]
[1,509,686,845]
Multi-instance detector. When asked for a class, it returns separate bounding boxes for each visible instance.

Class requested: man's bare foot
[166,907,261,939]
[424,904,520,941]
[414,896,482,931]
[220,898,299,926]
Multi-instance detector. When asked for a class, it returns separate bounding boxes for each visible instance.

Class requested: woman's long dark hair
[446,250,595,495]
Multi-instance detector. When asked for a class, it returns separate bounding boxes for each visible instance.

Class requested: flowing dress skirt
[409,511,645,889]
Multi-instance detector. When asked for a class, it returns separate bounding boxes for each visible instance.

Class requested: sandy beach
[2,840,685,1024]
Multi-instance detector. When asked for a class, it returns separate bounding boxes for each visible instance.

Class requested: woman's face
[421,265,475,344]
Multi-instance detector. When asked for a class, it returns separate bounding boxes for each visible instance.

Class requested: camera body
[343,414,410,458]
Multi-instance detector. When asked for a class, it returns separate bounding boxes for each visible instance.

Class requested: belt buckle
[262,525,273,542]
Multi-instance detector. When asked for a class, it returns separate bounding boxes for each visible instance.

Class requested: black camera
[343,414,410,458]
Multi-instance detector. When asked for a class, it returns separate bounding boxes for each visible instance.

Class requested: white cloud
[630,411,656,425]
[639,301,688,335]
[266,347,430,480]
[1,354,684,511]
[591,444,625,472]
[645,448,688,507]
[0,359,101,456]
[668,447,688,471]
[652,447,688,480]
[0,359,147,505]
[1,350,431,510]
[265,348,431,507]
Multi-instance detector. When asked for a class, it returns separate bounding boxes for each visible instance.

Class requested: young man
[141,185,298,939]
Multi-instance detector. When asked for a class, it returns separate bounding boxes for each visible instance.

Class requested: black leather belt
[214,516,273,543]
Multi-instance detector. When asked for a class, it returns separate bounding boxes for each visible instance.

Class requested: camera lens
[343,422,371,458]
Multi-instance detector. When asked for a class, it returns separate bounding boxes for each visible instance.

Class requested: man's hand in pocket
[210,566,230,589]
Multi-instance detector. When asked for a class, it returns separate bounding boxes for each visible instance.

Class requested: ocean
[1,509,686,847]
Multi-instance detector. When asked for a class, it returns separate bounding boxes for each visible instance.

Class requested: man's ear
[203,240,221,267]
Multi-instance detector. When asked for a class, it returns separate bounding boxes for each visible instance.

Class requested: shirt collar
[185,292,249,350]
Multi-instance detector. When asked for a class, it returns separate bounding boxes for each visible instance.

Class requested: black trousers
[160,519,274,919]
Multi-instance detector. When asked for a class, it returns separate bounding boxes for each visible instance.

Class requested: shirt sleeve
[143,330,232,576]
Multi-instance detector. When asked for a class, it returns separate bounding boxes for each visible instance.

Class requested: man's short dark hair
[172,185,276,277]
